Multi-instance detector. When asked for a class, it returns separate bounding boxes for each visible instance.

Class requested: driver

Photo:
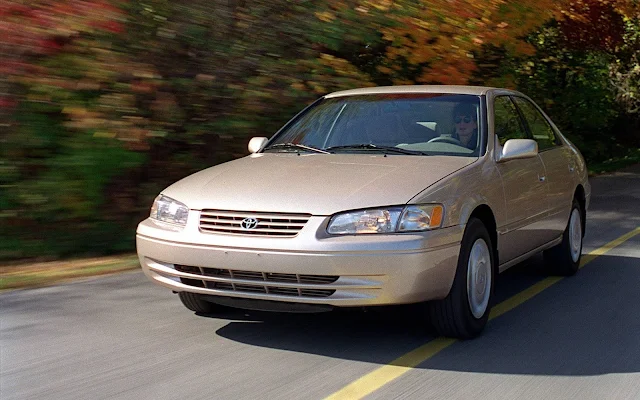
[451,103,478,150]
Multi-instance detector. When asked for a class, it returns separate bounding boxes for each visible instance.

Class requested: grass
[0,255,140,291]
[588,148,640,176]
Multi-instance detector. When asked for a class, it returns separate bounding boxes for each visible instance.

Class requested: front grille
[175,265,205,288]
[175,265,338,298]
[200,268,339,285]
[199,210,310,237]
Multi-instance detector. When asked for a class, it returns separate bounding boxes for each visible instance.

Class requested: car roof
[324,85,500,98]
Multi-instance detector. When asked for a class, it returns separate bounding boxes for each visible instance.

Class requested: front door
[512,96,575,239]
[493,96,550,264]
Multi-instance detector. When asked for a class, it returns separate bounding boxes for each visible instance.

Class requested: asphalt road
[2,165,640,400]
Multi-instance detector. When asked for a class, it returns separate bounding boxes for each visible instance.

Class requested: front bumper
[136,213,464,307]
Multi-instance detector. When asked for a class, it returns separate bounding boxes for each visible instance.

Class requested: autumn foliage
[362,0,562,84]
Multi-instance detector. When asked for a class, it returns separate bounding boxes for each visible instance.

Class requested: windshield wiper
[263,143,330,154]
[324,144,425,155]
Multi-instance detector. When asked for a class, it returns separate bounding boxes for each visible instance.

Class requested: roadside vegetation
[0,255,140,291]
[1,0,639,262]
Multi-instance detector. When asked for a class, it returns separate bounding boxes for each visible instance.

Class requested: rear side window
[493,96,527,145]
[512,97,559,151]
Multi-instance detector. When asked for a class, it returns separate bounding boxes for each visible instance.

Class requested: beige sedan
[136,85,590,339]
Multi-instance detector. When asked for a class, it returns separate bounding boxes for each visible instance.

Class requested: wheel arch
[467,204,499,265]
[574,184,586,237]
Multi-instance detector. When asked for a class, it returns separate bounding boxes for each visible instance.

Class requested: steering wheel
[427,136,462,145]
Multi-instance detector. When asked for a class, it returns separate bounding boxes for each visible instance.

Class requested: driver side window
[494,96,528,145]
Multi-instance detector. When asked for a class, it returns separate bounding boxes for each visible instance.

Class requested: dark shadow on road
[211,253,640,376]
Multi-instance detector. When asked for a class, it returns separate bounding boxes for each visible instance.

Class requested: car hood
[163,153,476,215]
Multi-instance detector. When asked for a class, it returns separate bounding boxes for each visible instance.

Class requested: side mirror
[498,139,538,162]
[248,137,268,154]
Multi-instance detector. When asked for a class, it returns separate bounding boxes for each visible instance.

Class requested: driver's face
[455,114,477,144]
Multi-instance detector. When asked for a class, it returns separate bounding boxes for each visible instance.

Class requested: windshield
[265,93,484,157]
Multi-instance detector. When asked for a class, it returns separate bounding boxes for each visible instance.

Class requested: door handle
[538,175,546,182]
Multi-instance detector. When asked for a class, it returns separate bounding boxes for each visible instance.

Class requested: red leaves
[38,39,63,54]
[0,3,33,17]
[91,20,125,33]
[1,1,123,61]
[103,20,124,34]
[348,0,562,85]
[0,96,18,110]
[559,0,626,52]
[0,0,137,159]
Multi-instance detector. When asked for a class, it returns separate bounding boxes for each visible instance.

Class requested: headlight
[398,205,444,231]
[327,204,444,235]
[327,208,403,234]
[150,195,189,226]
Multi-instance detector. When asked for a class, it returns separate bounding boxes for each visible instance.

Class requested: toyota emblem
[240,217,259,230]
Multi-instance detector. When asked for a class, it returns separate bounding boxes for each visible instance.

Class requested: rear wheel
[428,218,495,339]
[178,292,221,313]
[544,198,583,276]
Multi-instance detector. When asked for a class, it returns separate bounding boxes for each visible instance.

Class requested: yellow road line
[579,226,640,265]
[325,338,456,400]
[490,226,640,320]
[488,276,563,320]
[325,226,640,400]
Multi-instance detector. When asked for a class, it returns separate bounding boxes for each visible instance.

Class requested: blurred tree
[493,0,639,161]
[1,0,149,258]
[558,0,639,108]
[0,0,372,260]
[314,0,566,85]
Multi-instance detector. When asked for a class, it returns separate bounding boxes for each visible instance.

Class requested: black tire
[428,218,495,339]
[544,198,583,276]
[178,291,220,313]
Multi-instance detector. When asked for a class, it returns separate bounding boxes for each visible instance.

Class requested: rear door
[512,96,574,239]
[493,95,550,264]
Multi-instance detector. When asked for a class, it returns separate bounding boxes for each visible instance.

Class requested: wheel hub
[569,208,582,263]
[467,238,492,319]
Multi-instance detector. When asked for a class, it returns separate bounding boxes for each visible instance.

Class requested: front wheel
[428,218,495,339]
[544,198,583,276]
[178,292,223,314]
